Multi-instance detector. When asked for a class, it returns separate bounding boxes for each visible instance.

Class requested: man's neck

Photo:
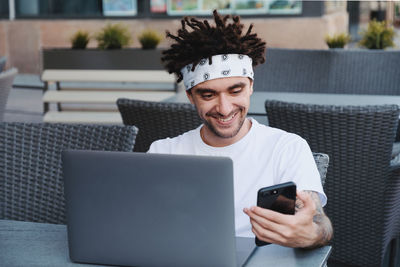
[201,118,252,147]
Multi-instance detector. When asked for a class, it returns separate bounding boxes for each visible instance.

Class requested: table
[0,220,331,267]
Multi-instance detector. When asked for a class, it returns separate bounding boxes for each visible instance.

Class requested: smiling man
[148,10,332,248]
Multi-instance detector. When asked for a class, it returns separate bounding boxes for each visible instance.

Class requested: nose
[216,94,233,116]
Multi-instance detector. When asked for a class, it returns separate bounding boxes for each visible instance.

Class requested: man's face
[187,76,253,146]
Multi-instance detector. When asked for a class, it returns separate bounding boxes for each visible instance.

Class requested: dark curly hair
[161,10,266,83]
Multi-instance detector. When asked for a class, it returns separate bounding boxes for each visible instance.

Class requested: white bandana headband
[181,54,254,91]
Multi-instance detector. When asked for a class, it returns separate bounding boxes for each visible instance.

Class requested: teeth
[218,113,235,122]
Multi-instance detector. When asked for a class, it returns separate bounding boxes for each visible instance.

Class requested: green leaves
[325,33,351,49]
[358,20,396,50]
[96,23,131,50]
[138,29,163,50]
[70,30,90,49]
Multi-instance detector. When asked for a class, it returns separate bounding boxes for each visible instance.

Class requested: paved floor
[4,85,43,123]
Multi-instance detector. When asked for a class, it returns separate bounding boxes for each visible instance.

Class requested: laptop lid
[62,150,237,267]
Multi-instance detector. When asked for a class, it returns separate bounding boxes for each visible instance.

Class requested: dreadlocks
[161,10,266,83]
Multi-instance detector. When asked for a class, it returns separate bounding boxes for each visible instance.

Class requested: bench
[41,69,177,124]
[43,111,124,124]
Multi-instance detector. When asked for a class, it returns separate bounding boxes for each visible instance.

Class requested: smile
[217,112,237,123]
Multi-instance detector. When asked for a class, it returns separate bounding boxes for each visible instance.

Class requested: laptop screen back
[63,150,236,267]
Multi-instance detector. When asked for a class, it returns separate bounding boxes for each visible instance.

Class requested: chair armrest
[390,155,400,170]
[390,142,400,170]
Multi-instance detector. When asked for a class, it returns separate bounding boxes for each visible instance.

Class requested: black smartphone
[255,181,297,246]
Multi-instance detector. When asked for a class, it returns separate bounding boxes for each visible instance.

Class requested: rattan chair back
[117,98,202,152]
[0,123,138,224]
[265,100,399,267]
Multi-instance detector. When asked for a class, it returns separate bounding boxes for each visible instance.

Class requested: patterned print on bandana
[181,54,254,90]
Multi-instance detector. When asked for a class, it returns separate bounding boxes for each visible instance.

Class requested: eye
[231,88,242,94]
[201,92,214,99]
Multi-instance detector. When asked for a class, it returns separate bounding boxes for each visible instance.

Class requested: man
[149,10,333,248]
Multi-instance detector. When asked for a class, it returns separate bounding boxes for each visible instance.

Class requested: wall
[0,11,348,74]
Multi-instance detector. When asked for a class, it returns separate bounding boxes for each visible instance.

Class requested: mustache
[206,108,242,118]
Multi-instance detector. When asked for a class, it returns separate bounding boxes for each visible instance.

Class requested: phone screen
[257,185,296,214]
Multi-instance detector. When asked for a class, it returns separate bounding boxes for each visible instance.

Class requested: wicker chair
[0,68,18,121]
[265,100,400,267]
[117,98,203,152]
[0,123,138,224]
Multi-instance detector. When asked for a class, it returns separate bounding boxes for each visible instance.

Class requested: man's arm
[244,190,333,248]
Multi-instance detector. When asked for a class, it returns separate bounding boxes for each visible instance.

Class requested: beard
[201,108,247,139]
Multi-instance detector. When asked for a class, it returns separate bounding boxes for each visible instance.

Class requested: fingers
[251,219,286,245]
[244,206,288,224]
[244,207,282,228]
[243,207,292,238]
[245,208,299,247]
[243,207,286,245]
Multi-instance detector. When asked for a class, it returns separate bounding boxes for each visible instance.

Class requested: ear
[186,90,195,105]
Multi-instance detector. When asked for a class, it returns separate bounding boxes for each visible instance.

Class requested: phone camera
[272,190,278,195]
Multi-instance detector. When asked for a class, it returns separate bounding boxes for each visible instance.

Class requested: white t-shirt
[148,118,327,237]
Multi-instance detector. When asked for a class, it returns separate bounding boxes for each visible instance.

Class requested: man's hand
[243,190,333,248]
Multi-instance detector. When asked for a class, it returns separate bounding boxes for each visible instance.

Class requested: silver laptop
[62,150,256,267]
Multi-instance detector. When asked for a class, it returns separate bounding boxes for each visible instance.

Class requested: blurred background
[0,0,399,124]
[0,0,398,74]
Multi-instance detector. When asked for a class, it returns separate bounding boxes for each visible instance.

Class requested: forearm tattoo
[299,190,333,248]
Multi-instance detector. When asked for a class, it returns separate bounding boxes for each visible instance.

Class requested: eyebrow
[228,82,246,90]
[194,88,215,95]
[194,82,247,94]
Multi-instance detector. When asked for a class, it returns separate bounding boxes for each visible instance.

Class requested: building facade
[0,0,348,74]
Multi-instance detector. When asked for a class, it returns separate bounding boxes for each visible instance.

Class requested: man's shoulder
[251,118,305,144]
[147,127,200,153]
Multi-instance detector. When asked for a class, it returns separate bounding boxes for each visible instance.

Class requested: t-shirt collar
[195,117,256,153]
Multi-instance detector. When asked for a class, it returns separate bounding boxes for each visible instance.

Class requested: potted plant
[138,29,163,50]
[95,23,131,50]
[358,20,396,49]
[325,33,351,49]
[42,23,165,70]
[70,30,90,49]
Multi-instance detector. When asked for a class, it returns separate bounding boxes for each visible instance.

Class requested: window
[151,0,167,13]
[0,0,9,18]
[15,0,103,18]
[10,0,305,19]
[166,0,302,16]
[102,0,137,16]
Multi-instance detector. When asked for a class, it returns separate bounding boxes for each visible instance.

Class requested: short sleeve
[275,135,327,206]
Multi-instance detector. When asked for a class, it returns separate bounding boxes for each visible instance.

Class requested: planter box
[42,48,165,70]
